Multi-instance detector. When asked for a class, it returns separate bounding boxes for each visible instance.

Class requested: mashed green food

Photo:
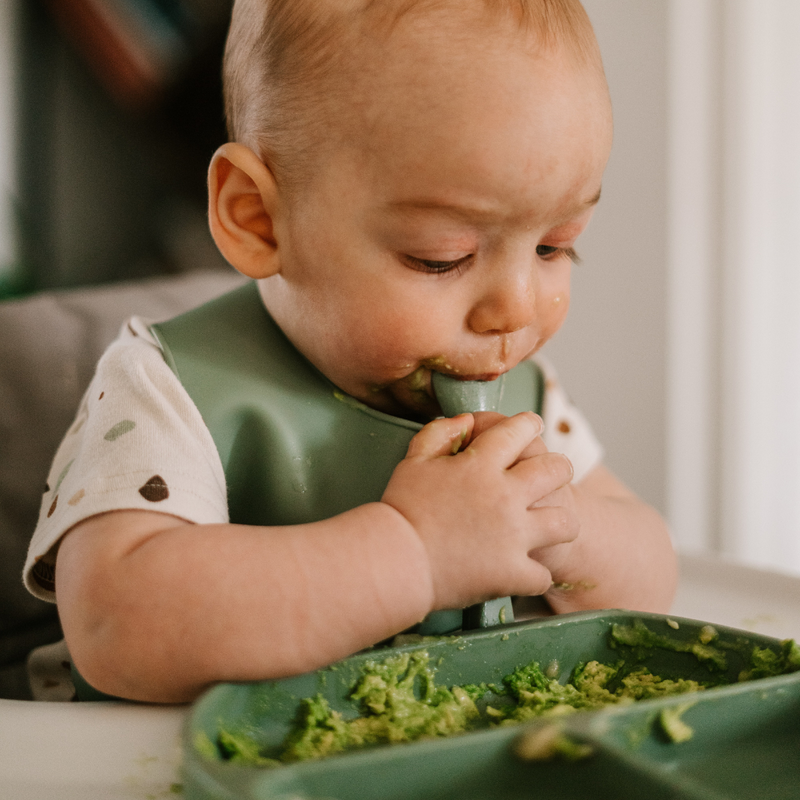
[207,622,800,766]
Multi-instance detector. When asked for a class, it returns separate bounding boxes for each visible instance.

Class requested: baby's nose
[467,269,536,335]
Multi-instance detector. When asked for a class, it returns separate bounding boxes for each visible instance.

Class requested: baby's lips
[443,372,502,382]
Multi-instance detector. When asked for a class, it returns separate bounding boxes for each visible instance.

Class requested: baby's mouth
[370,355,516,421]
[373,365,445,420]
[418,359,505,385]
[402,363,505,413]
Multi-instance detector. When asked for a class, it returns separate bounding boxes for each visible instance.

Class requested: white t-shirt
[24,317,603,603]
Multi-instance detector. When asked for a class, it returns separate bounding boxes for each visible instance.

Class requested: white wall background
[668,0,800,575]
[547,0,800,578]
[543,0,669,515]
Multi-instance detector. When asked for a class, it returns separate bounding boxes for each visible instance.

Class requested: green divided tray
[182,610,800,799]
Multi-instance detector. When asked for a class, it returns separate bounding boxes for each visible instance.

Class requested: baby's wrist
[368,501,436,617]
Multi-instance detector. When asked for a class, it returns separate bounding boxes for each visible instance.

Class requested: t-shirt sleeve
[535,355,604,484]
[24,317,229,602]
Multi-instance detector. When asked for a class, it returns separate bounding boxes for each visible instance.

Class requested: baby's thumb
[406,414,474,459]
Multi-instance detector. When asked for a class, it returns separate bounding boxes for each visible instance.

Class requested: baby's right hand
[381,412,575,611]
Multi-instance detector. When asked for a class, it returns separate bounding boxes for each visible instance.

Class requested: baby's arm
[535,464,677,614]
[57,412,571,703]
[57,503,432,703]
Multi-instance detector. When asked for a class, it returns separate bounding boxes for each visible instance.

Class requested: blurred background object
[45,0,228,112]
[0,0,235,699]
[1,0,233,299]
[0,1,20,296]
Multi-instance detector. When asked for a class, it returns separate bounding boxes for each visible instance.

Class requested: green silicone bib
[151,282,544,635]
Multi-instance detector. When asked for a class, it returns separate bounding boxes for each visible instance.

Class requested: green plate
[182,610,800,799]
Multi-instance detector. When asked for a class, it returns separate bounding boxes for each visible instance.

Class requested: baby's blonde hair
[224,0,602,189]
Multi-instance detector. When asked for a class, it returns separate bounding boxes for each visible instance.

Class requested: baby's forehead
[223,0,604,189]
[344,5,603,114]
[322,1,601,96]
[319,2,604,130]
[324,0,595,55]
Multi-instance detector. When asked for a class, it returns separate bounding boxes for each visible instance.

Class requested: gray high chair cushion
[0,269,245,698]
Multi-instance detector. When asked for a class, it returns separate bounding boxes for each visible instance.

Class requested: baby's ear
[207,143,282,279]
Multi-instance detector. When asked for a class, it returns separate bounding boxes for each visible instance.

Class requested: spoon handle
[431,372,514,630]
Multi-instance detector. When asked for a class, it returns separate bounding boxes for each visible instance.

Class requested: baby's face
[262,17,612,420]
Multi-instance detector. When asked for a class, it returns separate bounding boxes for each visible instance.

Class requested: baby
[24,0,677,703]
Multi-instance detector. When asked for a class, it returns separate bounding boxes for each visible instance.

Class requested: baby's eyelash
[536,245,582,264]
[405,255,472,275]
[406,247,580,274]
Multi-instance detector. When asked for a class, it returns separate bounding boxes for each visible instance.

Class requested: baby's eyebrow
[583,187,602,208]
[560,186,602,217]
[386,187,602,225]
[546,186,602,228]
[385,198,501,222]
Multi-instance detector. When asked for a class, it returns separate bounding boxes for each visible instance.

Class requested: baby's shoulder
[95,316,172,373]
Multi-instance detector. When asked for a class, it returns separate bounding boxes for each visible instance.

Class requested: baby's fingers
[510,559,555,599]
[406,414,474,459]
[527,504,580,549]
[513,452,575,503]
[466,412,544,466]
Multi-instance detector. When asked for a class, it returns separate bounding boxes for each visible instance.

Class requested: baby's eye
[536,245,581,264]
[405,255,472,274]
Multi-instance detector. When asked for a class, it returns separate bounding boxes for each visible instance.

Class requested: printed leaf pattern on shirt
[139,475,169,502]
[104,419,136,441]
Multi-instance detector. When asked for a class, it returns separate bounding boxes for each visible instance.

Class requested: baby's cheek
[370,307,442,358]
[350,315,419,371]
[538,291,570,342]
[551,292,569,317]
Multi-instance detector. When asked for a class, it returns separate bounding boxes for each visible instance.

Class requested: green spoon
[431,371,514,630]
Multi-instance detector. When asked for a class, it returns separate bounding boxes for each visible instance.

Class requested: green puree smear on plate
[205,622,800,766]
